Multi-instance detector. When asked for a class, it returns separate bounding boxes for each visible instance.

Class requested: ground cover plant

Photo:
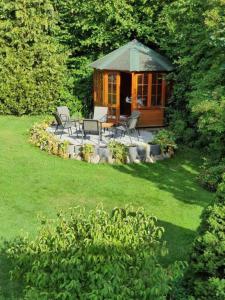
[0,116,214,298]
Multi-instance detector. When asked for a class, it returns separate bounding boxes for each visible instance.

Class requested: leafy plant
[0,0,76,115]
[108,141,128,163]
[185,177,225,299]
[4,206,184,299]
[197,160,225,192]
[152,129,177,154]
[81,143,94,162]
[30,120,69,158]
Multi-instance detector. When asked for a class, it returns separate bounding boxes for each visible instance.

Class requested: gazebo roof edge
[90,39,174,72]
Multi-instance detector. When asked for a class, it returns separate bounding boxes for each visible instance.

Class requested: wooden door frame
[103,71,121,122]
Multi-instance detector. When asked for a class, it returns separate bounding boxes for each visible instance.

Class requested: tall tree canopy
[159,0,225,159]
[52,0,171,113]
[0,0,76,115]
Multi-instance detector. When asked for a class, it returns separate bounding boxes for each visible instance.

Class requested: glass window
[108,73,117,105]
[151,73,163,106]
[137,74,148,107]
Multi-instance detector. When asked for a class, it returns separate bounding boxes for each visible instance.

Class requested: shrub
[197,161,225,192]
[0,0,76,115]
[30,119,69,158]
[186,177,225,299]
[81,143,94,162]
[5,207,183,299]
[152,129,177,154]
[108,141,128,163]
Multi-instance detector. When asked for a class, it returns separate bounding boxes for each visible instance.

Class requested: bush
[152,129,177,154]
[197,161,225,192]
[186,177,225,299]
[5,207,183,299]
[0,0,76,115]
[108,141,128,163]
[30,119,69,158]
[81,143,94,162]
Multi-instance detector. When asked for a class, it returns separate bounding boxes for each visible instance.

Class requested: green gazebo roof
[90,39,174,72]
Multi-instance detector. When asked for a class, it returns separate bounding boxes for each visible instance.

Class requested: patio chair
[114,111,141,143]
[56,106,75,122]
[82,119,102,147]
[92,106,108,122]
[57,105,81,132]
[54,112,74,138]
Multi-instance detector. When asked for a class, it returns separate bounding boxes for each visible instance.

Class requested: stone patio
[47,125,157,148]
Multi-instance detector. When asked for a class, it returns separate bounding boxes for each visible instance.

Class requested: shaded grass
[0,116,214,298]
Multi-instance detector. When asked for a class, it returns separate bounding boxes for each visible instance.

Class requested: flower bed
[29,119,69,158]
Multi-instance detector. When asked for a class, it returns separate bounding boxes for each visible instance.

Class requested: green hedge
[5,207,183,299]
[186,176,225,299]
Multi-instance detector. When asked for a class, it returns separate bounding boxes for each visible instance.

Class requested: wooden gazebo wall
[93,69,168,127]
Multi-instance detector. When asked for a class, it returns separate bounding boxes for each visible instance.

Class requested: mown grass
[0,116,213,298]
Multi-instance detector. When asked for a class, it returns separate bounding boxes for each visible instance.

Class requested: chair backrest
[130,110,141,119]
[83,119,100,134]
[127,111,141,129]
[93,106,108,122]
[54,112,63,125]
[57,106,70,121]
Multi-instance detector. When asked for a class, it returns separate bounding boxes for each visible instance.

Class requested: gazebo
[90,39,174,127]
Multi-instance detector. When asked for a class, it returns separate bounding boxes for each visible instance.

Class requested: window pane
[138,75,142,85]
[137,74,148,107]
[143,74,148,84]
[152,73,157,85]
[151,73,162,106]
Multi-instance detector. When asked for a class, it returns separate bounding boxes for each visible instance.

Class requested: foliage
[186,176,225,299]
[159,0,225,161]
[81,143,94,162]
[0,0,76,115]
[30,119,69,158]
[52,0,171,114]
[152,129,177,154]
[5,206,184,299]
[197,160,225,192]
[108,140,128,163]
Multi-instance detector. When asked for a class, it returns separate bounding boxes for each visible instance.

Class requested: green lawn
[0,116,213,297]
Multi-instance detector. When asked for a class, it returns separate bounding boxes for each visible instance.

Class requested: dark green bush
[197,161,225,192]
[5,207,183,299]
[186,177,225,299]
[152,129,177,154]
[0,0,77,115]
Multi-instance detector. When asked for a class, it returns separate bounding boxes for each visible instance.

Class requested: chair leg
[60,130,63,138]
[135,129,139,141]
[127,130,132,144]
[54,125,58,134]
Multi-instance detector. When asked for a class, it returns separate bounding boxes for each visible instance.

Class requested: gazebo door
[105,72,120,122]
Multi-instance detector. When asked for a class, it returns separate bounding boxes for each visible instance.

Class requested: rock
[74,154,82,161]
[154,154,164,161]
[163,152,170,159]
[134,159,141,164]
[90,154,100,164]
[145,156,155,163]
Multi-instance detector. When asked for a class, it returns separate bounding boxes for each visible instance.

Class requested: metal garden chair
[114,111,141,143]
[54,112,74,138]
[82,119,102,147]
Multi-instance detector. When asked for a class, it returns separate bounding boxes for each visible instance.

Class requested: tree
[52,0,171,114]
[0,0,77,115]
[158,0,225,158]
